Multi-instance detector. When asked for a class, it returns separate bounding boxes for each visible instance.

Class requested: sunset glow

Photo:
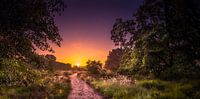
[2,0,199,98]
[37,0,140,66]
[37,42,115,66]
[75,63,80,67]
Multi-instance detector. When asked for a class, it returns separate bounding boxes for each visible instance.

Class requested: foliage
[45,54,57,61]
[0,0,70,98]
[91,78,200,99]
[0,58,40,86]
[0,76,71,98]
[38,77,71,99]
[0,0,65,59]
[48,61,72,71]
[105,48,124,71]
[0,61,71,98]
[111,0,200,80]
[86,60,103,75]
[139,80,200,99]
[91,79,151,99]
[29,54,48,69]
[28,54,71,71]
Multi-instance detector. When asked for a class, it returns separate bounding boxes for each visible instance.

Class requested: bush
[0,58,39,86]
[29,54,48,69]
[160,64,200,80]
[105,48,124,71]
[91,79,151,99]
[140,80,168,91]
[91,78,200,99]
[0,69,71,98]
[0,81,71,98]
[86,60,102,75]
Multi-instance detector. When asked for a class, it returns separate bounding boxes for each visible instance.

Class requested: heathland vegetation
[78,0,200,99]
[1,0,200,99]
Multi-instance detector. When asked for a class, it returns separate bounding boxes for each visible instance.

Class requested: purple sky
[40,0,143,65]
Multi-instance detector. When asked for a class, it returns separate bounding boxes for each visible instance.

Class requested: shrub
[0,68,71,98]
[0,58,39,86]
[160,64,200,80]
[91,78,200,99]
[29,54,48,69]
[140,80,168,91]
[86,60,102,75]
[91,78,151,99]
[105,48,124,71]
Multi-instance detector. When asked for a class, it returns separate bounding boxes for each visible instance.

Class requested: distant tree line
[45,54,71,71]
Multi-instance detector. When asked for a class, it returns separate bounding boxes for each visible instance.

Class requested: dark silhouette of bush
[105,48,124,71]
[86,60,102,75]
[45,54,57,61]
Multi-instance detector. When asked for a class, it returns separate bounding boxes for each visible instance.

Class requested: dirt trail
[68,73,102,99]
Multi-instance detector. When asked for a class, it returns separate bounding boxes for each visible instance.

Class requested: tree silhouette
[105,48,124,71]
[111,0,200,79]
[0,0,65,59]
[45,54,57,61]
[86,60,102,74]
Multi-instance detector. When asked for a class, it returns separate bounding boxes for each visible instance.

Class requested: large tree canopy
[105,48,124,71]
[111,0,200,79]
[0,0,65,59]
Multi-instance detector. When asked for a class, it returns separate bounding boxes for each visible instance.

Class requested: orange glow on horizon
[37,42,116,66]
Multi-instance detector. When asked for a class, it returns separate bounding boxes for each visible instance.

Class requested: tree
[66,63,72,69]
[86,60,102,74]
[105,48,124,71]
[0,0,65,59]
[111,0,200,79]
[45,54,56,61]
[29,53,47,69]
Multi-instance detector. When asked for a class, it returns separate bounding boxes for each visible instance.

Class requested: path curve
[68,73,102,99]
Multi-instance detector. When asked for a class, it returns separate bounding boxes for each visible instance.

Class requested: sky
[38,0,143,66]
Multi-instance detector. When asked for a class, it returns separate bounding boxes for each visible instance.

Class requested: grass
[91,80,151,99]
[90,78,200,99]
[0,82,71,99]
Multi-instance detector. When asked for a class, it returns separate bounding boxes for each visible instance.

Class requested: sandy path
[68,73,102,99]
